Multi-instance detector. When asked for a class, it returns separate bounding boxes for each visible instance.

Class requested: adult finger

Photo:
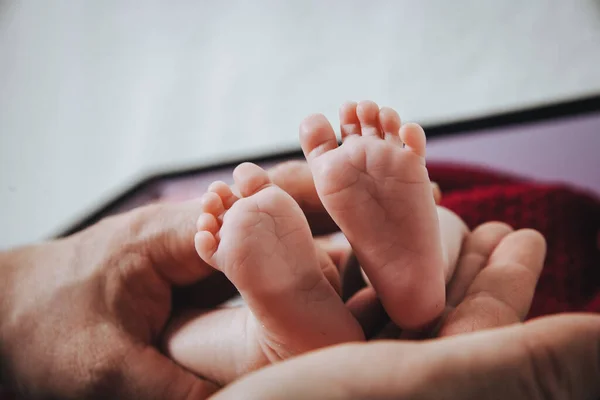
[313,232,352,272]
[366,222,517,341]
[440,229,546,336]
[446,222,514,306]
[212,314,600,400]
[107,200,248,315]
[437,207,470,282]
[315,243,342,295]
[432,182,442,204]
[117,198,213,286]
[345,286,388,339]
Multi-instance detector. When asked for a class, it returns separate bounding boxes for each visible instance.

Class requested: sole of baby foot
[191,162,363,382]
[300,100,446,329]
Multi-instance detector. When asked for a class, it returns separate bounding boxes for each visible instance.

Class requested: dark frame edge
[57,93,600,237]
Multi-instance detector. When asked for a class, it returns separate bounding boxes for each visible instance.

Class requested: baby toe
[356,100,382,138]
[200,192,225,215]
[196,213,220,234]
[233,163,273,198]
[208,181,237,209]
[379,107,402,144]
[194,231,218,261]
[339,101,361,141]
[299,113,339,161]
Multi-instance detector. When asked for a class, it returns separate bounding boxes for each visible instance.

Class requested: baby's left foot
[165,163,362,385]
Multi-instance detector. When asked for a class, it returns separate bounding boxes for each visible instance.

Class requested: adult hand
[212,222,600,400]
[0,200,219,399]
[0,161,337,400]
[356,222,546,339]
[213,314,600,399]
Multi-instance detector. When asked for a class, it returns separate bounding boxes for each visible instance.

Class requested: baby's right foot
[300,101,446,329]
[169,163,362,384]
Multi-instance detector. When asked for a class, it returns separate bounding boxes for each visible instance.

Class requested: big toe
[299,113,339,161]
[400,123,427,157]
[233,163,272,198]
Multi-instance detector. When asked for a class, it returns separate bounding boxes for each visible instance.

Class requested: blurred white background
[1,1,600,248]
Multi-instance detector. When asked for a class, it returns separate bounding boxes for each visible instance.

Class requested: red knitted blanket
[430,163,600,317]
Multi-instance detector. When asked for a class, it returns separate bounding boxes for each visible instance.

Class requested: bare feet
[166,163,362,385]
[300,101,446,329]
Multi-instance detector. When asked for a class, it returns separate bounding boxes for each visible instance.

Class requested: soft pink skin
[165,163,362,385]
[300,101,446,329]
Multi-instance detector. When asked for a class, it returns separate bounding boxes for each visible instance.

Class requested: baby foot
[180,163,362,383]
[300,101,446,329]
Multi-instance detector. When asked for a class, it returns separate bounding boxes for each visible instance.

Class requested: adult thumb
[128,199,214,285]
[212,314,600,399]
